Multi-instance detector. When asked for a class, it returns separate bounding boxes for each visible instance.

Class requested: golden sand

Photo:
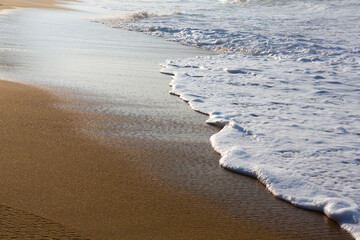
[1,80,289,239]
[0,0,69,11]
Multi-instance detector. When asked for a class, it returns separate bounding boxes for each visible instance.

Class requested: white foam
[161,52,360,239]
[90,0,360,237]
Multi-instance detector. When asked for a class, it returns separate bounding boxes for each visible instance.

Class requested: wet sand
[0,80,353,239]
[0,204,89,239]
[0,3,354,240]
[0,79,279,239]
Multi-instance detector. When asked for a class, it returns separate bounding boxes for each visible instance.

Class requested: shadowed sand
[0,79,279,239]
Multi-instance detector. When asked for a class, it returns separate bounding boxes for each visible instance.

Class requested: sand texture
[0,204,90,239]
[0,4,354,239]
[0,76,353,239]
[0,79,284,239]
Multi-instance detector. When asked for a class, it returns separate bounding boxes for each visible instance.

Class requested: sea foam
[161,53,360,239]
[92,0,360,237]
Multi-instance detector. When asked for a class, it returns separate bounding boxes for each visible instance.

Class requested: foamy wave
[94,10,181,26]
[161,53,360,239]
[118,11,161,21]
[93,11,159,26]
[95,0,360,59]
[93,0,360,238]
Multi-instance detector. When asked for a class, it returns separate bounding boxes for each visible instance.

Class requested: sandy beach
[0,0,67,11]
[0,1,354,239]
[0,80,260,239]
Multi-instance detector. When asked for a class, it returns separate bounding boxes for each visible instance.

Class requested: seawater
[92,0,359,238]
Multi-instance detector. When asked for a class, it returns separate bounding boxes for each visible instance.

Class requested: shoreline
[0,3,354,239]
[0,79,263,239]
[0,79,352,239]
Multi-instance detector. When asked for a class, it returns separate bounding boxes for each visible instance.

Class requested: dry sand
[0,0,68,11]
[0,79,282,239]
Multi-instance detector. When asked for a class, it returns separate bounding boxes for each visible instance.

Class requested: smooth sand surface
[0,79,275,239]
[0,0,68,11]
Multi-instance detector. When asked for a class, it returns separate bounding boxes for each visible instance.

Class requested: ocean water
[3,0,359,238]
[91,0,360,238]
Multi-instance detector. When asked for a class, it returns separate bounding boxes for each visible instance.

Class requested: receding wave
[93,0,360,238]
[161,52,360,240]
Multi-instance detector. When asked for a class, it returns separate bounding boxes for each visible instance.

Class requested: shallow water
[0,7,211,143]
[93,0,360,237]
